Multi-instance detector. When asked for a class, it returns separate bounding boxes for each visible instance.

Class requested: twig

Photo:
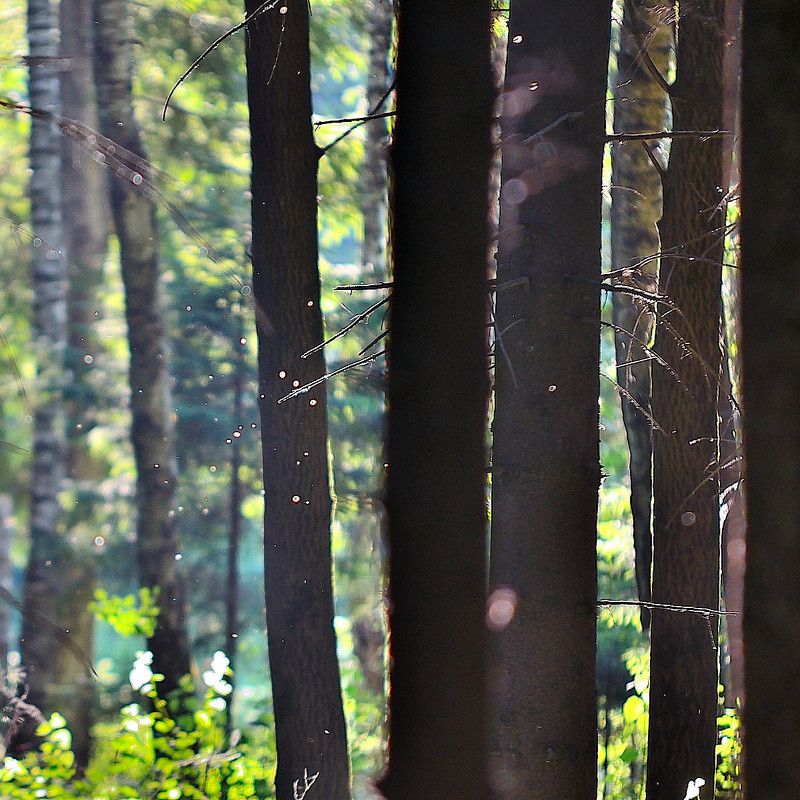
[606,129,730,143]
[162,0,284,120]
[277,350,386,404]
[321,78,396,154]
[301,294,390,358]
[622,0,673,96]
[600,372,663,431]
[335,281,393,291]
[597,598,736,616]
[316,110,396,127]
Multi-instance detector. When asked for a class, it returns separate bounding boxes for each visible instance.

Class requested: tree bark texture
[360,0,392,278]
[376,3,493,800]
[244,3,350,799]
[93,0,192,695]
[740,3,800,799]
[20,0,68,715]
[489,3,611,799]
[610,0,672,629]
[646,3,725,799]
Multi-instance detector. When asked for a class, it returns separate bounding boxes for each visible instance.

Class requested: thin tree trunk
[646,3,725,798]
[20,0,68,716]
[360,0,392,278]
[610,0,672,630]
[0,495,12,671]
[740,3,800,798]
[376,3,492,799]
[224,328,245,727]
[489,3,611,799]
[244,4,350,799]
[93,0,192,696]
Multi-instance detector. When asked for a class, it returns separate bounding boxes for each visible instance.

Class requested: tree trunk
[0,495,12,671]
[244,4,350,799]
[93,0,192,696]
[20,0,68,716]
[224,327,245,731]
[740,3,800,798]
[646,3,725,799]
[610,0,672,630]
[360,0,392,278]
[489,2,611,799]
[57,0,108,767]
[376,3,493,800]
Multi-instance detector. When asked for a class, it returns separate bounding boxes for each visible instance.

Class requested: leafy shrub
[0,652,275,799]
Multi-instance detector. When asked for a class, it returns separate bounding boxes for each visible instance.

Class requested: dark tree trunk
[244,4,350,799]
[488,2,611,799]
[610,0,672,630]
[376,3,493,800]
[20,0,68,717]
[740,3,800,799]
[93,0,192,696]
[646,3,725,799]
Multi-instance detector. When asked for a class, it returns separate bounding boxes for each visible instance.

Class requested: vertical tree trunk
[360,0,392,278]
[376,3,493,800]
[610,0,672,629]
[20,0,68,716]
[489,2,611,799]
[0,495,12,671]
[244,4,350,799]
[740,3,800,799]
[224,329,245,726]
[93,0,192,695]
[646,3,725,799]
[56,0,108,767]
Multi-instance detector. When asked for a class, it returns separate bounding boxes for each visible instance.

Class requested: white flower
[683,778,706,800]
[129,651,154,691]
[202,650,232,695]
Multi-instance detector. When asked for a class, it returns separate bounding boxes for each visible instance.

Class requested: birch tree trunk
[19,0,68,717]
[93,0,192,695]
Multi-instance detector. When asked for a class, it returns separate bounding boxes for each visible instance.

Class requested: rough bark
[20,0,68,716]
[489,3,611,799]
[740,3,800,798]
[93,0,192,695]
[610,0,672,629]
[360,0,392,278]
[376,3,492,800]
[244,4,350,799]
[646,3,725,799]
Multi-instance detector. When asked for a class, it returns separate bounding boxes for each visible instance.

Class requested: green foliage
[0,654,275,800]
[90,588,161,639]
[716,706,742,799]
[598,654,744,800]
